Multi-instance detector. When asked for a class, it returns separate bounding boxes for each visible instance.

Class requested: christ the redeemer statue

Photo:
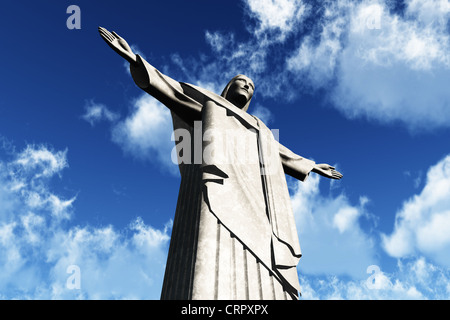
[99,27,342,300]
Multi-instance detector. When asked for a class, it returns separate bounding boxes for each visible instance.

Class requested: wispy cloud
[245,0,308,40]
[81,100,119,126]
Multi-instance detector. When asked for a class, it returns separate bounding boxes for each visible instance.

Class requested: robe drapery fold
[130,55,316,299]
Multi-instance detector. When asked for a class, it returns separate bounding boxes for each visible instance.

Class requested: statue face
[225,75,255,108]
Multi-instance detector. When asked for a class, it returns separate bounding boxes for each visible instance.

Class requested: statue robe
[130,55,316,300]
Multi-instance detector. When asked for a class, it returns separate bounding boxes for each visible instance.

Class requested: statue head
[221,75,254,112]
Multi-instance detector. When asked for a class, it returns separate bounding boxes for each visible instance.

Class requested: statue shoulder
[180,83,236,110]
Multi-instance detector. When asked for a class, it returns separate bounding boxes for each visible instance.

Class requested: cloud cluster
[330,0,450,130]
[81,94,178,175]
[382,155,450,267]
[167,0,450,131]
[111,94,177,174]
[290,152,450,299]
[2,143,449,299]
[300,256,450,299]
[0,144,170,299]
[291,161,450,299]
[290,173,378,279]
[287,0,450,130]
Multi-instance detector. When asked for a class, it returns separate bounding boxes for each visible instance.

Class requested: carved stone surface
[99,27,342,300]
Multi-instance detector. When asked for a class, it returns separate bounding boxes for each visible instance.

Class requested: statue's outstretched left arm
[278,142,342,181]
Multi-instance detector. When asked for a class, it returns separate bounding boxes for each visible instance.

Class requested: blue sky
[1,0,450,299]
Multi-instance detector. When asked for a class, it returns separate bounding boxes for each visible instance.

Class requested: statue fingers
[105,31,116,42]
[98,26,111,38]
[332,170,343,179]
[99,27,117,43]
[99,28,114,42]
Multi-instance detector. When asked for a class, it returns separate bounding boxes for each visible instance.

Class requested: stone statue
[99,27,342,300]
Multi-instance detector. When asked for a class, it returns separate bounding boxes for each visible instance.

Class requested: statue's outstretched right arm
[99,27,202,124]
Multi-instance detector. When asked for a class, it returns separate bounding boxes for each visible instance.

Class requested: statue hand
[98,27,136,64]
[313,163,343,180]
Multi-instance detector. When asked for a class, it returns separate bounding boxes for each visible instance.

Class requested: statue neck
[226,95,248,110]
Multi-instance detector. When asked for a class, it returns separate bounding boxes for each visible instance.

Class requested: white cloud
[47,219,169,299]
[201,30,271,81]
[333,206,361,234]
[285,0,450,130]
[300,256,450,299]
[130,217,171,249]
[158,0,450,131]
[82,100,119,126]
[286,0,348,87]
[334,0,450,129]
[0,144,170,299]
[14,145,68,179]
[245,0,308,39]
[342,0,450,70]
[382,154,450,267]
[406,0,450,28]
[111,94,178,174]
[163,1,308,101]
[205,31,235,53]
[6,145,75,223]
[81,95,178,175]
[291,174,378,278]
